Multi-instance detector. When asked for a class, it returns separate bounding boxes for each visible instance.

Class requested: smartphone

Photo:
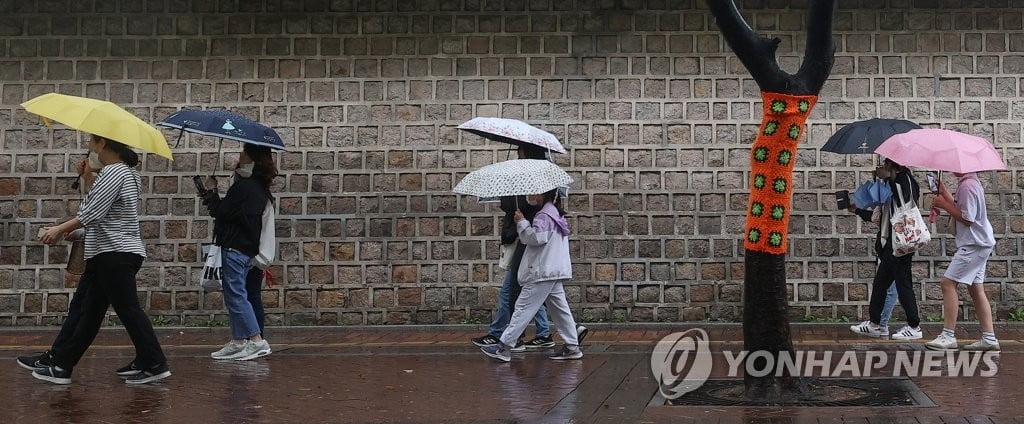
[192,175,207,195]
[926,172,938,192]
[835,190,850,210]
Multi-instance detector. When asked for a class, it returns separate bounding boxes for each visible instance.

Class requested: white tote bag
[890,182,931,257]
[253,199,276,270]
[200,244,223,292]
[497,243,516,270]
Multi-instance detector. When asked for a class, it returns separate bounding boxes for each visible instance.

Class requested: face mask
[235,163,254,178]
[88,151,104,170]
[526,198,541,206]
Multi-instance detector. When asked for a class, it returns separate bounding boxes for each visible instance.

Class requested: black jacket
[854,170,920,256]
[203,177,270,257]
[499,195,542,245]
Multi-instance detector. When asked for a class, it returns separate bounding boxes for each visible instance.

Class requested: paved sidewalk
[2,323,1023,423]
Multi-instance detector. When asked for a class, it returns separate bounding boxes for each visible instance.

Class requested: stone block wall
[1,0,1023,326]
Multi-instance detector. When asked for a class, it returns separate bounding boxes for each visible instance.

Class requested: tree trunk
[705,0,837,400]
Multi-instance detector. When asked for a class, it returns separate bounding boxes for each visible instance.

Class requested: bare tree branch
[796,0,838,94]
[707,0,836,95]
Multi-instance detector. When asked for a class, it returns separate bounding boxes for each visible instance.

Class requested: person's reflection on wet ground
[122,384,170,424]
[493,354,583,423]
[45,386,90,423]
[216,359,271,422]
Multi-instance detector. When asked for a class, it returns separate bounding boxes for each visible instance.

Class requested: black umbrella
[821,118,921,154]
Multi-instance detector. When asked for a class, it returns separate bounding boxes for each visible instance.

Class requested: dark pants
[869,246,920,328]
[246,266,265,335]
[50,274,90,351]
[52,252,166,371]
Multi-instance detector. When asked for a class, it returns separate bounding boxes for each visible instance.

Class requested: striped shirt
[76,162,147,260]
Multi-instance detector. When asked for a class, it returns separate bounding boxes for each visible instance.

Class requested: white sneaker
[925,333,958,350]
[211,341,246,360]
[963,339,1000,352]
[229,340,272,361]
[891,325,924,340]
[849,321,887,338]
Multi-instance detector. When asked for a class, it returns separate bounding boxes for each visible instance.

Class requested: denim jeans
[879,283,898,327]
[222,250,261,340]
[488,244,550,339]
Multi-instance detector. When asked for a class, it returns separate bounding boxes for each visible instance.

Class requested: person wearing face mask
[33,134,170,385]
[471,147,589,352]
[481,188,581,361]
[846,158,924,341]
[17,152,143,378]
[924,172,999,351]
[200,143,277,361]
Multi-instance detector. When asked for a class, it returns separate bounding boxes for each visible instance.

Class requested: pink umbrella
[875,129,1006,173]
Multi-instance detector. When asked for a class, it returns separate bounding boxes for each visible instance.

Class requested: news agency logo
[650,328,713,400]
[650,328,1000,400]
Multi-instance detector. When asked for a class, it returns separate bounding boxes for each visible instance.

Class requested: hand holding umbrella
[513,209,525,222]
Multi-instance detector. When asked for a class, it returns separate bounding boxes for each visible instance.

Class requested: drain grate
[663,378,935,407]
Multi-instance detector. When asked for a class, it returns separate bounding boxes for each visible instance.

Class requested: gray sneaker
[925,333,957,351]
[229,340,272,361]
[549,345,583,360]
[211,341,246,360]
[963,339,1000,352]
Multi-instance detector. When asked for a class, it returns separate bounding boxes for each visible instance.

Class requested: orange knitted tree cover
[744,92,818,255]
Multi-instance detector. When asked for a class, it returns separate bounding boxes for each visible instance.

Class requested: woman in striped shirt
[34,134,170,385]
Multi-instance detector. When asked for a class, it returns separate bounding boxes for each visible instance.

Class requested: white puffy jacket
[516,203,572,284]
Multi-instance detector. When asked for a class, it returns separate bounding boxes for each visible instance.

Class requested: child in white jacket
[481,189,582,362]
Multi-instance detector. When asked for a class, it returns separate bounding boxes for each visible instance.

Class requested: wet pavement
[2,323,1023,423]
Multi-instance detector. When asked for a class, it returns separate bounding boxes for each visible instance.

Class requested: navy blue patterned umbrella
[157,109,286,150]
[822,118,920,154]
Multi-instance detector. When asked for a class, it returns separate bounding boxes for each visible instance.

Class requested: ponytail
[103,138,139,167]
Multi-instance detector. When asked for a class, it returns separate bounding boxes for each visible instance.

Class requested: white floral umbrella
[457,117,567,154]
[454,159,573,198]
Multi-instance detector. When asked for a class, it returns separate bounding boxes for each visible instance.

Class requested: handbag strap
[891,172,915,210]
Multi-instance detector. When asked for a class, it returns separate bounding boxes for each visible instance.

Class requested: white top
[953,173,996,248]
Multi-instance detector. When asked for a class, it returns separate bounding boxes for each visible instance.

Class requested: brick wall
[1,0,1023,327]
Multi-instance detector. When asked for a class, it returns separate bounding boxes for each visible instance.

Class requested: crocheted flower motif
[770,100,787,114]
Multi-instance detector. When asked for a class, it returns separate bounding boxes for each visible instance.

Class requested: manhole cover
[663,378,934,407]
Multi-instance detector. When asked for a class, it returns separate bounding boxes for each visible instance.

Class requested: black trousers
[869,245,921,328]
[51,274,89,351]
[53,252,166,371]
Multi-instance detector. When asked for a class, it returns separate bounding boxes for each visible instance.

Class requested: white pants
[500,279,578,347]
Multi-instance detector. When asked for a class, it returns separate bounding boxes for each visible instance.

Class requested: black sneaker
[17,351,53,371]
[471,335,500,347]
[125,364,172,385]
[576,325,589,346]
[509,339,527,353]
[116,361,141,376]
[32,365,72,385]
[523,335,555,349]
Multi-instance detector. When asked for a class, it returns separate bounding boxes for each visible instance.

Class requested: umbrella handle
[174,129,184,148]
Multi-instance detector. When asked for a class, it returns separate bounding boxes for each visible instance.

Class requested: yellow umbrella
[21,93,173,160]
